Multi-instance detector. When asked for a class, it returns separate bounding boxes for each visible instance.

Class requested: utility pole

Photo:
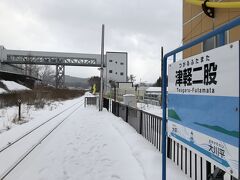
[99,24,104,111]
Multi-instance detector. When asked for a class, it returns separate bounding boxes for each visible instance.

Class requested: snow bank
[137,102,162,117]
[84,92,96,97]
[1,80,30,91]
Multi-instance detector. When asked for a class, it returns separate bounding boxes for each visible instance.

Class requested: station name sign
[168,41,239,178]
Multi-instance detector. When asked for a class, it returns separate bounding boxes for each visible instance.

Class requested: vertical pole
[18,99,21,121]
[173,53,176,62]
[139,110,143,134]
[117,102,120,116]
[206,161,211,180]
[55,65,58,88]
[218,32,225,47]
[161,47,163,106]
[162,56,168,180]
[114,86,116,102]
[99,24,105,111]
[19,103,21,121]
[126,106,128,123]
[167,137,171,158]
[112,101,115,115]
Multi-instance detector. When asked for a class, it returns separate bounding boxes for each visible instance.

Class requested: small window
[109,70,112,73]
[203,37,215,52]
[120,62,124,65]
[203,31,228,52]
[115,72,117,74]
[120,72,124,76]
[109,59,113,62]
[115,61,117,64]
[216,33,227,47]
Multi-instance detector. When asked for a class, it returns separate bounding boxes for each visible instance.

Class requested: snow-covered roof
[146,87,161,92]
[123,94,135,96]
[0,88,7,94]
[145,92,160,95]
[1,80,30,91]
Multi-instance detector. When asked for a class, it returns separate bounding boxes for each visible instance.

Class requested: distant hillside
[65,75,90,89]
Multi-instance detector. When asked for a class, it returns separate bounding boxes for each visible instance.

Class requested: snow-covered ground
[0,94,189,180]
[137,102,162,117]
[1,80,30,91]
[0,97,84,136]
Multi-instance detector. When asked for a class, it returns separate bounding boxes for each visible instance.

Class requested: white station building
[104,52,128,93]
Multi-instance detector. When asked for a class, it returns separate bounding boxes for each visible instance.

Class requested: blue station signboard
[168,41,239,178]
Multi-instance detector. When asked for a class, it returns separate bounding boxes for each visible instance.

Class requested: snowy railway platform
[0,95,189,180]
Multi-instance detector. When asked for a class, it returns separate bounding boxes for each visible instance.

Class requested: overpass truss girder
[4,55,101,67]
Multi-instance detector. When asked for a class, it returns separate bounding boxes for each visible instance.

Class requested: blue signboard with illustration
[168,41,239,178]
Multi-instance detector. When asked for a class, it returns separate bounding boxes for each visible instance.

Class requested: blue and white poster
[168,41,239,178]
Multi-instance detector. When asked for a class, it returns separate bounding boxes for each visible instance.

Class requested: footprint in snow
[72,147,79,152]
[86,137,92,142]
[76,136,81,140]
[102,143,107,147]
[81,151,90,155]
[74,161,79,166]
[67,142,73,146]
[38,167,47,174]
[101,158,111,163]
[111,174,121,179]
[70,155,75,160]
[63,170,70,180]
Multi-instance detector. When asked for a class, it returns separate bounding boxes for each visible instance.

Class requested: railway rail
[0,98,84,179]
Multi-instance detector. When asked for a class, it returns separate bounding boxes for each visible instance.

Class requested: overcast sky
[0,0,182,83]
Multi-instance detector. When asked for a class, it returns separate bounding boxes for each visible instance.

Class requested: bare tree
[39,65,55,85]
[24,64,41,78]
[128,74,136,83]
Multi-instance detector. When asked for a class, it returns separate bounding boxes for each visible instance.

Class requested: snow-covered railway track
[0,99,84,153]
[0,100,84,180]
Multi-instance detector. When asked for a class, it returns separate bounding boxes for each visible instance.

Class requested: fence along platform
[103,98,237,180]
[84,96,98,107]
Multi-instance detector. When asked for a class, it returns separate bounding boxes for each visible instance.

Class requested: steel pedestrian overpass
[0,46,105,88]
